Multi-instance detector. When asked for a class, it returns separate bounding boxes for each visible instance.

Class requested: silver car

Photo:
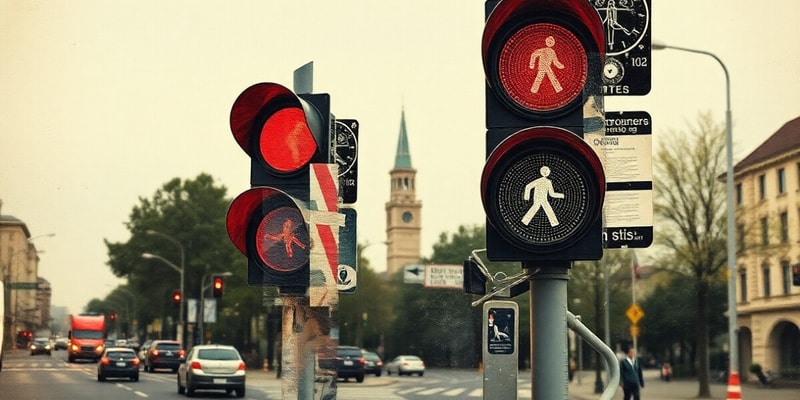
[177,344,246,398]
[386,355,425,376]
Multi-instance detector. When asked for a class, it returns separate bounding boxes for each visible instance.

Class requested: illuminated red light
[259,107,317,173]
[498,22,587,112]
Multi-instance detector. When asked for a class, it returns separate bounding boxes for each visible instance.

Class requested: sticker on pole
[487,306,515,355]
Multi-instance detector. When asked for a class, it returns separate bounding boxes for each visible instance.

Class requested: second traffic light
[480,0,606,262]
[212,276,224,298]
[172,289,182,305]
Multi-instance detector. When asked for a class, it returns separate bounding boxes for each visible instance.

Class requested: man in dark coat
[619,347,644,400]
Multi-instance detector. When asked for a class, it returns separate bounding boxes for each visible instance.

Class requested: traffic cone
[726,370,742,400]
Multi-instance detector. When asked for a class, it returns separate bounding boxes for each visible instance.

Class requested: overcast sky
[2,0,799,315]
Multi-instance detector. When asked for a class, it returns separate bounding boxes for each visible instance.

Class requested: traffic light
[110,313,116,321]
[793,264,800,286]
[172,289,182,304]
[212,276,224,298]
[226,82,332,291]
[480,0,606,262]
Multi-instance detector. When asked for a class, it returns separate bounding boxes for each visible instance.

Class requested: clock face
[402,211,413,223]
[595,0,650,56]
[334,120,358,176]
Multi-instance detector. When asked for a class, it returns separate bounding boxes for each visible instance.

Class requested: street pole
[528,261,570,400]
[652,42,738,377]
[142,250,185,347]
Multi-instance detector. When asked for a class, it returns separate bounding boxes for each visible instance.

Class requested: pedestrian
[661,362,672,382]
[619,347,644,400]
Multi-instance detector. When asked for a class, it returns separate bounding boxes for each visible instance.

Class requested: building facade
[733,116,800,379]
[0,199,49,349]
[385,110,422,277]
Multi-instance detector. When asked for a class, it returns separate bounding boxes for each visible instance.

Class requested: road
[3,350,797,399]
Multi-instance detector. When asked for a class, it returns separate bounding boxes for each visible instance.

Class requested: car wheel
[375,371,382,377]
[386,369,391,376]
[177,377,185,394]
[235,387,246,398]
[97,374,105,382]
[419,371,424,377]
[356,374,364,383]
[186,377,196,397]
[131,374,139,382]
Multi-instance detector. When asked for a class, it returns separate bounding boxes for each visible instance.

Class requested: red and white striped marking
[309,164,344,307]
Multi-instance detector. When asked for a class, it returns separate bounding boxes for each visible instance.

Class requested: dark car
[30,338,52,356]
[334,346,365,383]
[361,350,383,377]
[97,347,140,382]
[143,340,184,372]
[177,344,246,398]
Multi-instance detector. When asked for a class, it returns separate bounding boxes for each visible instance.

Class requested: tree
[103,173,262,349]
[652,112,728,397]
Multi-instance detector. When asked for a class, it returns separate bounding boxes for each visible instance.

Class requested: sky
[2,0,799,315]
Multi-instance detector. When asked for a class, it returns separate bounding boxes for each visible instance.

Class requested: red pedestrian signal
[481,0,606,262]
[212,276,224,298]
[172,289,182,304]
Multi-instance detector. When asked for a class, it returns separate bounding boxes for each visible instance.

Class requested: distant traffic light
[480,0,606,262]
[212,276,224,298]
[110,313,116,321]
[172,289,182,304]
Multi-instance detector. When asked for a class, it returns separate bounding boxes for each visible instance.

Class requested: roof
[735,116,800,171]
[394,109,413,169]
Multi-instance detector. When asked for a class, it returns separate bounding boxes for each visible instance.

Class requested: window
[782,261,792,295]
[759,174,766,199]
[778,168,786,194]
[736,183,742,205]
[760,217,769,246]
[739,271,747,302]
[762,265,771,297]
[780,211,789,243]
[736,224,745,252]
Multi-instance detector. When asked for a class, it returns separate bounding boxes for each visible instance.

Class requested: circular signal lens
[259,107,317,174]
[498,22,587,113]
[254,205,309,273]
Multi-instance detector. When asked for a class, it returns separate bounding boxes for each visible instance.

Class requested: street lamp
[197,271,232,344]
[653,41,738,377]
[142,252,185,346]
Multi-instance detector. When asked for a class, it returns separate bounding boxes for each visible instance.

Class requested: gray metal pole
[529,261,570,400]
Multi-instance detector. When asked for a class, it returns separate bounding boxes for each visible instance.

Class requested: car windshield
[197,349,240,360]
[33,339,49,345]
[107,351,135,359]
[72,330,103,339]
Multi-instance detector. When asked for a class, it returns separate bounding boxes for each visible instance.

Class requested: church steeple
[394,108,412,169]
[385,108,422,278]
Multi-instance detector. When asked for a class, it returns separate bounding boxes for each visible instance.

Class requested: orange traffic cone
[726,370,742,400]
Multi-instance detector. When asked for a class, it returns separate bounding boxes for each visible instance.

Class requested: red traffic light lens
[254,205,309,273]
[498,22,587,113]
[259,107,318,173]
[213,278,223,289]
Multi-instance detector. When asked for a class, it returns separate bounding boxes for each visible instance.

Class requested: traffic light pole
[527,261,570,400]
[280,295,336,400]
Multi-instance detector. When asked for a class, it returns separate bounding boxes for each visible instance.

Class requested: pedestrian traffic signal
[212,276,224,298]
[172,289,182,304]
[481,0,606,262]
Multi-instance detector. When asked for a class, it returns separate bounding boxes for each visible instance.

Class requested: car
[361,350,383,377]
[97,347,140,382]
[30,338,52,356]
[333,346,366,383]
[137,340,152,361]
[177,344,246,398]
[386,355,425,376]
[54,337,69,351]
[143,340,184,372]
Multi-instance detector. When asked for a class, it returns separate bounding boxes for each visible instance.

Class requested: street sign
[626,304,645,324]
[630,324,641,338]
[423,264,463,289]
[403,264,425,284]
[587,111,653,248]
[593,0,652,95]
[337,207,357,293]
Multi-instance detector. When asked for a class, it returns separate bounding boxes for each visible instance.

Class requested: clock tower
[385,109,422,277]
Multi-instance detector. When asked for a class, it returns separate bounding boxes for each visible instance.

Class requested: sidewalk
[568,369,798,400]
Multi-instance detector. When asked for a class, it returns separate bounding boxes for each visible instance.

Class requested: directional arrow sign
[404,264,425,284]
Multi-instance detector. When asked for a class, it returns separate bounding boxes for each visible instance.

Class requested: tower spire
[394,108,412,169]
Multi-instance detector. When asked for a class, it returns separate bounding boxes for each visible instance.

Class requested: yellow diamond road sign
[626,304,644,324]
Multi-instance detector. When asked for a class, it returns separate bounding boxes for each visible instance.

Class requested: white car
[386,355,425,376]
[177,344,246,398]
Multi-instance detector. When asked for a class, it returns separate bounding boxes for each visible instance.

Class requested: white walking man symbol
[529,35,564,94]
[521,166,564,227]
